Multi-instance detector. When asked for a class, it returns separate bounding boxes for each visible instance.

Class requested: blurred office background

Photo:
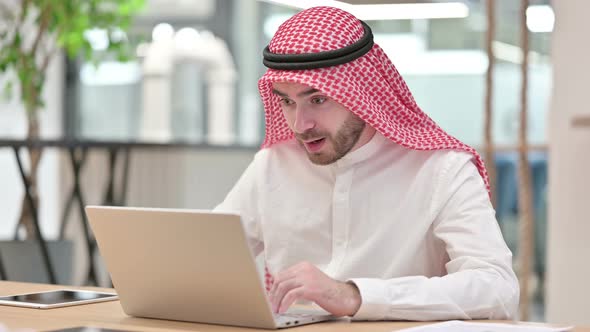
[1,0,588,326]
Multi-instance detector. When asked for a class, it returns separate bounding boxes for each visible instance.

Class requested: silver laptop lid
[86,206,278,329]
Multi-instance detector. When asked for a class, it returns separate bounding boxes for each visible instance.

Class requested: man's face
[272,82,374,165]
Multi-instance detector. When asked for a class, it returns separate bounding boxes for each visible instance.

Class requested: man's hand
[269,261,362,317]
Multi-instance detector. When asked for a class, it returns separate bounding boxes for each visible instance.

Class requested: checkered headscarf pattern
[259,6,490,291]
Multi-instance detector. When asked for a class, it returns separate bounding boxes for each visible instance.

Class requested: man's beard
[296,113,366,165]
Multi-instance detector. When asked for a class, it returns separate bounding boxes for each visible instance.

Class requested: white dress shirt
[214,132,519,321]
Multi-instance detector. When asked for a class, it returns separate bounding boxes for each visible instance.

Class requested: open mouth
[307,137,325,144]
[303,137,326,152]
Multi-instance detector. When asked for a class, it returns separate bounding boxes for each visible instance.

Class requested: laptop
[85,206,336,329]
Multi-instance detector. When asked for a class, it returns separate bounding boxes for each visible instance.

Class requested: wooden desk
[0,281,585,332]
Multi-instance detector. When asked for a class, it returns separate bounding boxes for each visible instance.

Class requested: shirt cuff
[348,278,392,321]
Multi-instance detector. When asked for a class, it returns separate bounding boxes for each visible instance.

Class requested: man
[215,6,519,321]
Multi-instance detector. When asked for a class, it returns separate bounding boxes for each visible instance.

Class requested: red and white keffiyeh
[258,6,490,291]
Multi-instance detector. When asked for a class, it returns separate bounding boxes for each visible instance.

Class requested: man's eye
[281,98,295,105]
[311,96,327,104]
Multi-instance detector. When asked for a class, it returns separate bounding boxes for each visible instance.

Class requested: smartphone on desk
[0,289,118,309]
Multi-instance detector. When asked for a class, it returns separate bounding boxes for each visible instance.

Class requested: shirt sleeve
[213,153,264,256]
[349,152,519,321]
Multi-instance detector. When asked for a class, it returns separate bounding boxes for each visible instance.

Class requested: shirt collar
[331,131,388,170]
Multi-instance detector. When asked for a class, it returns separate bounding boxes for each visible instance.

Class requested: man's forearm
[349,268,519,321]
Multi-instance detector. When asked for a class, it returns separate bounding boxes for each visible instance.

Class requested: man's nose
[293,106,315,134]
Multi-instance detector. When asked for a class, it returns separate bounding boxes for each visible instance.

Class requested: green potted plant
[0,0,144,239]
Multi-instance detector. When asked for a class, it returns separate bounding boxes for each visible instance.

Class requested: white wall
[546,1,590,325]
